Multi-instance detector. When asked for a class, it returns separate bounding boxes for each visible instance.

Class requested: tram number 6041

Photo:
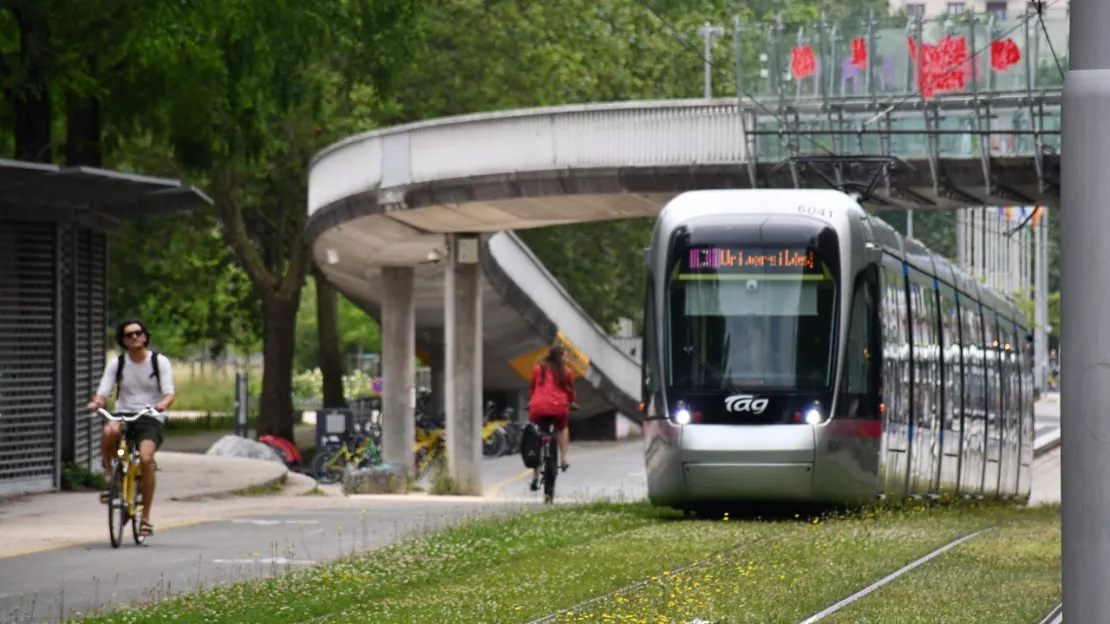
[798,205,833,220]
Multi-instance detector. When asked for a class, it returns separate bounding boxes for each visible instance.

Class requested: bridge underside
[310,154,1060,246]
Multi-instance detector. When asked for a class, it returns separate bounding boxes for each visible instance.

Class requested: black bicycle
[536,416,560,504]
[536,403,577,504]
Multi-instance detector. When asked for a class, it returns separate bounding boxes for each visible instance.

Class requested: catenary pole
[1061,0,1110,619]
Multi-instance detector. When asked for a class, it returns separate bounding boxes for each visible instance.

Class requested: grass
[60,461,108,491]
[234,477,287,497]
[170,370,239,413]
[822,504,1061,623]
[71,498,1059,624]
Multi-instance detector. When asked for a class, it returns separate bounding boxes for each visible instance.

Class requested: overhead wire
[1003,0,1065,237]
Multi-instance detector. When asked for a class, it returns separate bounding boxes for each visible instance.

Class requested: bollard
[234,371,249,437]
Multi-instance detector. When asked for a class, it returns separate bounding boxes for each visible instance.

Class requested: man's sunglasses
[123,330,145,339]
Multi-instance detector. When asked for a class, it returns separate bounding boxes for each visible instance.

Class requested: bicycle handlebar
[97,406,163,423]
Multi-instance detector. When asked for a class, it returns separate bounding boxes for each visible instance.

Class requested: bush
[61,461,107,491]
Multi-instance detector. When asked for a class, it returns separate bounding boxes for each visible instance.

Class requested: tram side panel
[641,272,686,508]
[879,259,911,498]
[958,301,986,497]
[937,285,964,494]
[812,264,883,504]
[1017,333,1036,499]
[1001,320,1024,497]
[981,314,1003,498]
[908,269,944,496]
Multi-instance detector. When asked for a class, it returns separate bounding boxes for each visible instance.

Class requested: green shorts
[123,416,165,451]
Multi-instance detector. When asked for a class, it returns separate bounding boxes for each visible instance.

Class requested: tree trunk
[65,89,103,166]
[258,292,300,441]
[12,9,52,163]
[314,264,346,408]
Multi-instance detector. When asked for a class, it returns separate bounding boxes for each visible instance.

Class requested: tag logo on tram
[724,394,769,414]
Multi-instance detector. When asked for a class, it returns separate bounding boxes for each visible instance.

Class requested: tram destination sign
[684,246,816,273]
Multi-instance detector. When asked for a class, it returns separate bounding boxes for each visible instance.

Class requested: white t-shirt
[96,351,176,414]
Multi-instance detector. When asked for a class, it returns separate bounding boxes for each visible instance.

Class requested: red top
[529,363,575,417]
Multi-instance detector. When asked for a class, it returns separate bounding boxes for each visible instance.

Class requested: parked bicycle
[312,421,382,484]
[414,415,446,478]
[98,406,162,548]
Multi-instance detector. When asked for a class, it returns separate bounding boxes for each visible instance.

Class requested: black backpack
[519,422,541,469]
[115,351,162,399]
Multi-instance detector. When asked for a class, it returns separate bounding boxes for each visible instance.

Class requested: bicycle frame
[98,406,161,547]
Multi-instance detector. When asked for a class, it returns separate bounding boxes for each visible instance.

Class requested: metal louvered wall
[0,221,59,495]
[0,220,111,495]
[72,227,108,472]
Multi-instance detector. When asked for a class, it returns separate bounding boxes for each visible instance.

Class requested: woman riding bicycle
[527,345,575,491]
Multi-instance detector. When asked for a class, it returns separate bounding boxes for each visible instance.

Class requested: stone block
[205,434,284,464]
[341,464,407,495]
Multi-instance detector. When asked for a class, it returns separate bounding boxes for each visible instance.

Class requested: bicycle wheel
[312,449,346,485]
[542,439,558,504]
[483,428,507,457]
[131,458,147,545]
[107,462,125,548]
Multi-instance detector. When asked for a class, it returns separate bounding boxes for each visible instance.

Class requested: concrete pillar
[1062,0,1110,617]
[512,390,529,423]
[429,342,445,417]
[444,233,483,494]
[381,267,416,477]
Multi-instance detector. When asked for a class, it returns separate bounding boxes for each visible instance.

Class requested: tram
[641,189,1034,509]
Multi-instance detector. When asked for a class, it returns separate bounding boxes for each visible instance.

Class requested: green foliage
[61,461,107,492]
[106,208,262,358]
[295,276,382,373]
[519,219,655,333]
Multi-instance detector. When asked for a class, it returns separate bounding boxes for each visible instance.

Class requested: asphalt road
[0,498,532,623]
[0,441,644,624]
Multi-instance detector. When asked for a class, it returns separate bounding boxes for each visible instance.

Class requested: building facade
[0,161,209,496]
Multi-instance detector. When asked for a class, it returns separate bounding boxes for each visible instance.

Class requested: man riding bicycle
[86,320,175,537]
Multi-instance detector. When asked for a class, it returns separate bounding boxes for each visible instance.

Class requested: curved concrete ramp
[485,232,641,421]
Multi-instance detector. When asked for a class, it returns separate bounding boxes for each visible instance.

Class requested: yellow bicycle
[98,406,160,548]
[414,418,447,478]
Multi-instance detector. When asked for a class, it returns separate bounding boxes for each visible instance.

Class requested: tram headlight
[804,407,823,425]
[672,400,692,425]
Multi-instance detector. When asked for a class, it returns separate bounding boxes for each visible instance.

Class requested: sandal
[100,490,110,504]
[140,521,154,536]
[560,463,569,472]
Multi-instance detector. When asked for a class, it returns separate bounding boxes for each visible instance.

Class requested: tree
[142,0,420,439]
[294,275,382,374]
[312,264,346,407]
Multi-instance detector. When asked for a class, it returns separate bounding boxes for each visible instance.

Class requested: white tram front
[640,189,1034,510]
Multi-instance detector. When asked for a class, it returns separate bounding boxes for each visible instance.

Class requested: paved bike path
[0,452,293,560]
[0,498,531,623]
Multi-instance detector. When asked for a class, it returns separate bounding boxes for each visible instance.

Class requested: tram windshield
[666,237,839,391]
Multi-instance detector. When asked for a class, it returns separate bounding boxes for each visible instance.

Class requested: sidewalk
[0,452,315,559]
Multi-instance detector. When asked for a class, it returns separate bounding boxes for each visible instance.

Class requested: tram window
[666,245,838,390]
[842,272,876,395]
[642,275,659,393]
